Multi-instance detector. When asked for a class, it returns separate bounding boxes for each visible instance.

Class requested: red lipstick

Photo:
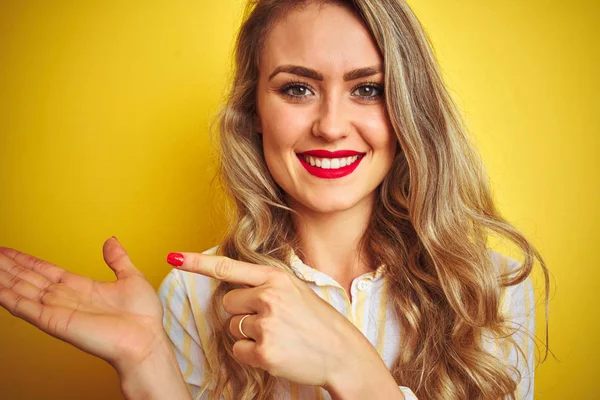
[300,149,363,158]
[296,151,365,179]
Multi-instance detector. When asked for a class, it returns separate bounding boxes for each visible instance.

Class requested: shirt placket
[291,257,381,331]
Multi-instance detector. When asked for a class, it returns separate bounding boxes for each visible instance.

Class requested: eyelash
[279,79,384,102]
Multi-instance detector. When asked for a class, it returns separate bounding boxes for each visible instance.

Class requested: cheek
[269,116,309,139]
[359,109,397,153]
[259,100,311,157]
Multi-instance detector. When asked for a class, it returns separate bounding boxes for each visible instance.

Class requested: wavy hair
[202,0,550,399]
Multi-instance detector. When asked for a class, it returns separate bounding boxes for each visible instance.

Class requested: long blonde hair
[204,0,550,398]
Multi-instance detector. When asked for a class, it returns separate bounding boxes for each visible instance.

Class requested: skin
[0,238,404,399]
[0,3,405,400]
[0,239,192,399]
[256,2,397,297]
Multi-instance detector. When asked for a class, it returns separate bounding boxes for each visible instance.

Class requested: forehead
[260,3,382,78]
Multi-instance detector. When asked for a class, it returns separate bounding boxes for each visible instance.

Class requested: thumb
[102,236,144,280]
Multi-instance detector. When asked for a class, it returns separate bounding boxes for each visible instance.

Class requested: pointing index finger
[167,253,273,287]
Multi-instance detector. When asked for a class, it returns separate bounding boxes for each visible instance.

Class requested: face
[255,2,397,216]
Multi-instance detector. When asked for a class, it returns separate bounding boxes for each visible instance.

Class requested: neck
[289,193,375,285]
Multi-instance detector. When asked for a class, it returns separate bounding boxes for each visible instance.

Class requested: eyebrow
[267,64,384,82]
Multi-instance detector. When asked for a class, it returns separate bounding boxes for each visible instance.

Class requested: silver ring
[238,314,251,339]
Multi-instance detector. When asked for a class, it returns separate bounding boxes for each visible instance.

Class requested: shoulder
[158,245,222,310]
[488,250,535,321]
[488,249,521,276]
[487,251,537,398]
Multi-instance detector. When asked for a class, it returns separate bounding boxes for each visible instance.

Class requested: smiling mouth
[295,151,366,179]
[299,154,363,169]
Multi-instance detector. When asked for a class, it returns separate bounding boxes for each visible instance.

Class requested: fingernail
[167,252,184,267]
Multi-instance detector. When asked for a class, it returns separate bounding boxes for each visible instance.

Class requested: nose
[312,94,350,142]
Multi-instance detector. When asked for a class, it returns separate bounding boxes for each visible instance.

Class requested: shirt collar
[288,248,386,285]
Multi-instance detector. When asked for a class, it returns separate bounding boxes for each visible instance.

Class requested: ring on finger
[238,314,251,339]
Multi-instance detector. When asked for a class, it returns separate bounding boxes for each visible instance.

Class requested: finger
[0,267,48,303]
[0,254,52,290]
[168,253,274,287]
[232,338,263,369]
[0,254,87,312]
[230,313,259,341]
[0,281,54,330]
[102,237,144,280]
[0,247,84,286]
[40,286,82,310]
[223,286,269,315]
[0,283,87,347]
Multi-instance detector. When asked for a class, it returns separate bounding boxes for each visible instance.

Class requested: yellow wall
[0,1,596,399]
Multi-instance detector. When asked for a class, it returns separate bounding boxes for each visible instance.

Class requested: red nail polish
[167,252,184,267]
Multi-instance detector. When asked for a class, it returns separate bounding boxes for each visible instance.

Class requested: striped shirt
[158,246,534,400]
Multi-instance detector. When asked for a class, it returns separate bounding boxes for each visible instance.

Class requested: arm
[506,273,536,400]
[323,323,413,400]
[157,269,209,399]
[324,361,407,400]
[119,340,193,400]
[493,251,536,400]
[118,267,209,400]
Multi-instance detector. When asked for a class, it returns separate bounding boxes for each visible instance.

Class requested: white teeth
[303,155,362,169]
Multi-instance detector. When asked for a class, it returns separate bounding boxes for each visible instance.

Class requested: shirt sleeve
[399,386,418,399]
[158,268,209,399]
[502,259,536,400]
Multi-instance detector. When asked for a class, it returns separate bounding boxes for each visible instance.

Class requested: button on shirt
[357,280,369,291]
[158,246,534,400]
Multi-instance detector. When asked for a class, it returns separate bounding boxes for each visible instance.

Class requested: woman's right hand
[0,236,168,374]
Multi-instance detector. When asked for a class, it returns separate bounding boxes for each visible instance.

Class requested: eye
[278,80,384,102]
[279,81,315,101]
[351,82,384,100]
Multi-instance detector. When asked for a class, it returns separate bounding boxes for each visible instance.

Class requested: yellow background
[0,0,597,398]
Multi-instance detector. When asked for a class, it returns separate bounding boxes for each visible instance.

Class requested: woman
[0,0,548,399]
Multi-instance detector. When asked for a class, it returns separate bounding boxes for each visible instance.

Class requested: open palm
[0,237,167,372]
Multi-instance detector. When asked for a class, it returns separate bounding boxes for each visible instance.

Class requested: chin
[296,193,367,214]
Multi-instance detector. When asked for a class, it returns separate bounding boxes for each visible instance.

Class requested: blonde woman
[0,0,548,399]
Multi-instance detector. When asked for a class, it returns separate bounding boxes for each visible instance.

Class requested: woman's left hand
[167,252,379,388]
